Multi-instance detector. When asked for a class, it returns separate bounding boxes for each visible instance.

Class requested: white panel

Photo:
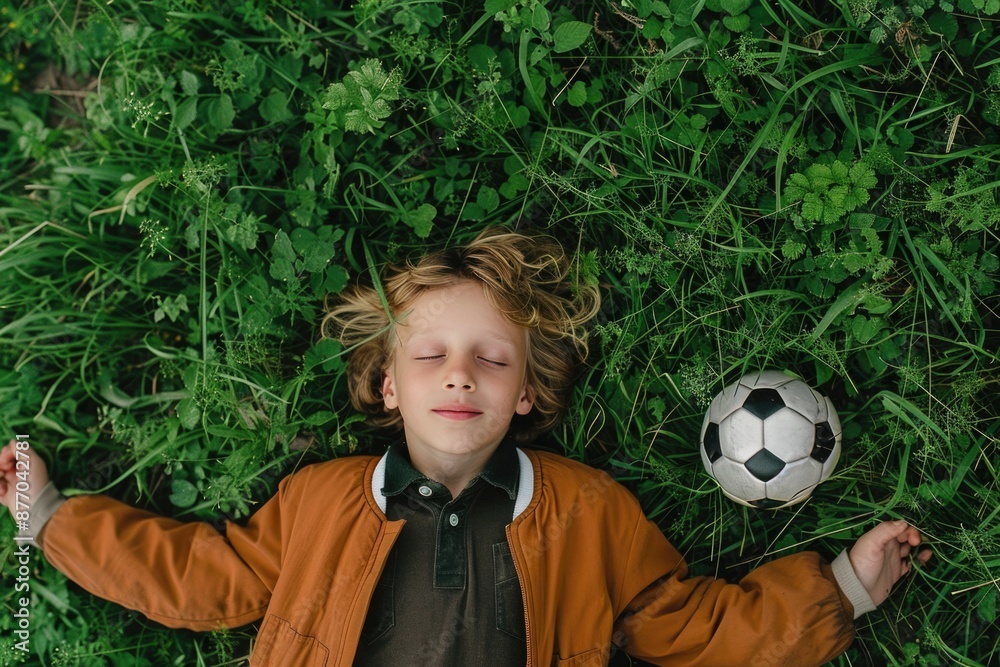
[764,408,815,462]
[712,457,766,505]
[719,410,764,463]
[767,457,822,504]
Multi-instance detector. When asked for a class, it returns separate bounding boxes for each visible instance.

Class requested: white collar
[371,448,534,520]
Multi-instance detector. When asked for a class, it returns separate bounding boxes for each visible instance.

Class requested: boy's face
[381,280,535,465]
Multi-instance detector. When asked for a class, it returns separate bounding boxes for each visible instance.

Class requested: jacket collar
[372,447,534,520]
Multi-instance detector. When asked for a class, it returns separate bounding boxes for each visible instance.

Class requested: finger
[0,443,14,470]
[899,542,913,559]
[915,546,934,565]
[869,520,912,547]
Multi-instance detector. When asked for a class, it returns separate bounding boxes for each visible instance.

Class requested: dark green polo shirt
[353,442,527,666]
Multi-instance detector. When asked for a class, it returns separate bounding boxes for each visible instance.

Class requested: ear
[381,368,399,410]
[515,382,536,416]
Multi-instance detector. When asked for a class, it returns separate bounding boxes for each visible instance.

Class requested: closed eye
[478,357,507,367]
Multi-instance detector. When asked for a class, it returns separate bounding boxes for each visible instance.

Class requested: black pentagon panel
[703,423,723,463]
[812,422,837,463]
[750,497,787,510]
[745,449,786,482]
[742,388,785,420]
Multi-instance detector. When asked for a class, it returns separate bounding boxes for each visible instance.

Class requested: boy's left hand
[850,520,931,606]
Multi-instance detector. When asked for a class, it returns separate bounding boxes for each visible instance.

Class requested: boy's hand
[0,440,50,517]
[850,520,931,606]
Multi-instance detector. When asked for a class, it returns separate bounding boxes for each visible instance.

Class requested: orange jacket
[40,449,857,666]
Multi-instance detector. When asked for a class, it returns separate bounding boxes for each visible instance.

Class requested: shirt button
[448,513,459,527]
[418,485,433,497]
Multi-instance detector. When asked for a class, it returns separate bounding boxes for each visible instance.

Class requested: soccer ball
[699,370,842,509]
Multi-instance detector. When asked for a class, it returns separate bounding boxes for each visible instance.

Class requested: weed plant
[1,0,998,664]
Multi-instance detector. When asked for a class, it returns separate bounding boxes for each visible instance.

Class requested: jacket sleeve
[38,478,292,631]
[612,510,856,667]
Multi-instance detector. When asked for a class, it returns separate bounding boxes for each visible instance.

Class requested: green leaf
[849,160,877,189]
[552,21,592,52]
[294,227,339,273]
[782,238,807,260]
[179,71,200,96]
[169,478,199,508]
[671,0,703,26]
[477,186,500,212]
[155,295,189,323]
[205,94,235,130]
[851,315,883,343]
[402,203,436,238]
[260,90,293,123]
[227,214,260,251]
[176,398,201,430]
[272,230,296,263]
[324,265,349,293]
[801,193,826,222]
[719,0,751,13]
[175,97,198,130]
[393,7,423,34]
[925,10,959,40]
[566,80,588,107]
[808,163,835,188]
[887,126,914,151]
[322,82,350,110]
[485,0,517,14]
[975,587,997,624]
[532,4,551,31]
[461,202,486,221]
[468,44,497,73]
[784,172,811,200]
[510,105,530,128]
[270,258,295,282]
[721,13,749,31]
[305,339,344,372]
[642,16,665,39]
[305,411,338,426]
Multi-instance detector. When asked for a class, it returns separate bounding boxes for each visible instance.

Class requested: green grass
[1,0,998,664]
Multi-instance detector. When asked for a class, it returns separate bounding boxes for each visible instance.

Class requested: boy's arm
[612,509,930,666]
[2,441,281,631]
[39,490,279,631]
[613,518,855,666]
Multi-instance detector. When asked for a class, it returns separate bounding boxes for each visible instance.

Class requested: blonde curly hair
[321,227,601,442]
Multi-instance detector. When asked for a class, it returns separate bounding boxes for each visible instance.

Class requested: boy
[1,228,929,666]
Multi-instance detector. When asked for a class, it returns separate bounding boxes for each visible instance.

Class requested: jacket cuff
[831,549,877,618]
[25,481,67,549]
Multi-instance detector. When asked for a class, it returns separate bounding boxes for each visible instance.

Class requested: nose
[443,357,476,392]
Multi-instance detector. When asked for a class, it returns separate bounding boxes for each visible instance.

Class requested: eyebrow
[404,329,520,348]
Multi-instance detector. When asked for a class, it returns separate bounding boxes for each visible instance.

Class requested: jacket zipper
[507,525,532,667]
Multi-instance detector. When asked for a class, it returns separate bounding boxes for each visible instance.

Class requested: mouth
[432,405,483,420]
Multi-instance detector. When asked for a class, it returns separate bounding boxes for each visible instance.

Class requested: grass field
[0,0,998,664]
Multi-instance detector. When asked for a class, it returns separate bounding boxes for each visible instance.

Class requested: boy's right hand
[0,440,50,518]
